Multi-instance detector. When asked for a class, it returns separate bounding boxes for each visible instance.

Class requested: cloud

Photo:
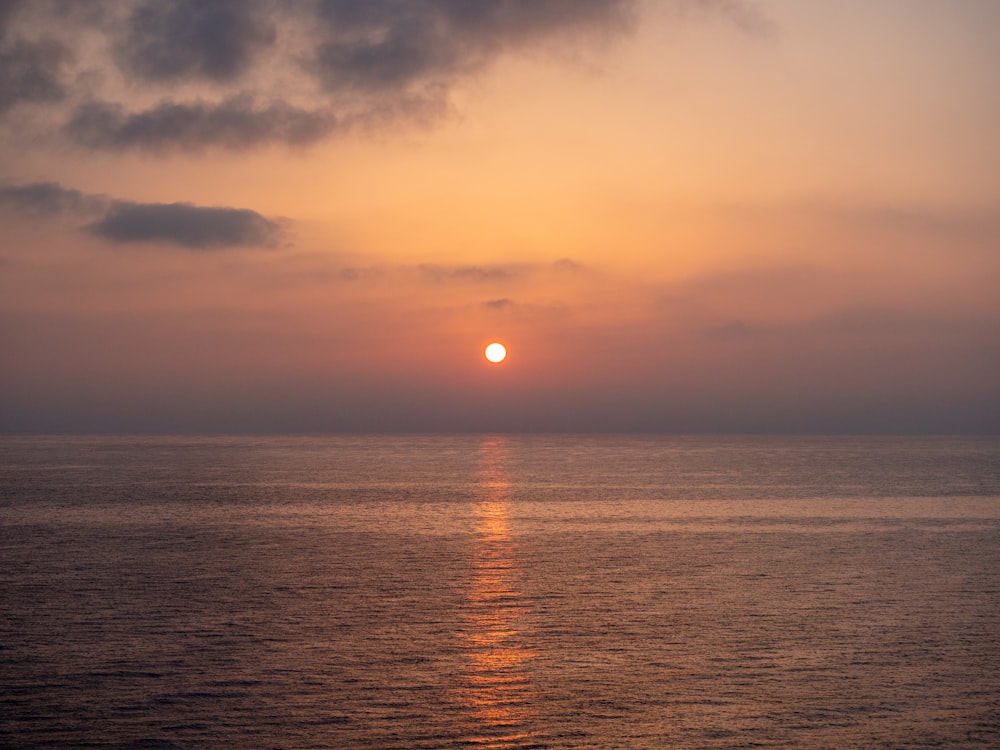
[485,297,514,309]
[89,201,283,249]
[2,179,284,249]
[114,0,276,84]
[417,262,532,283]
[309,0,636,95]
[65,97,337,152]
[0,0,647,151]
[0,37,70,114]
[552,257,586,273]
[0,1,773,152]
[415,258,589,284]
[0,180,105,214]
[0,0,26,35]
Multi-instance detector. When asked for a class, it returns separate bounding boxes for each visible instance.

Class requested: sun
[484,342,507,364]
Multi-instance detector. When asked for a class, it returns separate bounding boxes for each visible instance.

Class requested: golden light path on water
[459,437,537,748]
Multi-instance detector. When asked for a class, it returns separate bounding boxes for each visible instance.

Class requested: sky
[1,0,998,433]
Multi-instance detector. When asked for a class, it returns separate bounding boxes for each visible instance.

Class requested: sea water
[1,435,998,748]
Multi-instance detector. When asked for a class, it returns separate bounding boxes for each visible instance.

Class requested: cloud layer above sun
[1,0,645,152]
[0,181,282,248]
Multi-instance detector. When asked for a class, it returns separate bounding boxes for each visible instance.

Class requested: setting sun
[484,343,507,364]
[0,3,996,749]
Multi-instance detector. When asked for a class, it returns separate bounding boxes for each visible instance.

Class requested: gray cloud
[114,0,276,84]
[2,180,283,249]
[89,201,283,249]
[0,0,641,150]
[0,37,70,114]
[65,97,337,152]
[0,1,771,151]
[0,0,26,35]
[484,298,514,309]
[310,0,635,95]
[0,181,106,214]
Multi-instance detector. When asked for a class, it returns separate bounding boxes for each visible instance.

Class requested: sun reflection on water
[458,437,538,748]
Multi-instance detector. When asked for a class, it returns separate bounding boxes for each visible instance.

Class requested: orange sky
[1,0,997,432]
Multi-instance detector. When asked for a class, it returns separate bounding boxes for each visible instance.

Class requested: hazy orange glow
[0,2,996,433]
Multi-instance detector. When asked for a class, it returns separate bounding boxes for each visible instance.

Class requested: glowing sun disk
[485,343,507,363]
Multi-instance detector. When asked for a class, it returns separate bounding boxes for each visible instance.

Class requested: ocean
[1,435,998,748]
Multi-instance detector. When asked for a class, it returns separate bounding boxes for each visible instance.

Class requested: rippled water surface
[2,435,998,748]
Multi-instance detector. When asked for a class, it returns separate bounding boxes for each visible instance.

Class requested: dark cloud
[0,182,283,250]
[1,180,286,249]
[485,298,514,309]
[0,1,772,151]
[0,37,70,115]
[310,0,634,94]
[0,0,26,35]
[1,0,645,151]
[89,201,283,249]
[65,97,337,152]
[0,181,105,214]
[115,0,276,84]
